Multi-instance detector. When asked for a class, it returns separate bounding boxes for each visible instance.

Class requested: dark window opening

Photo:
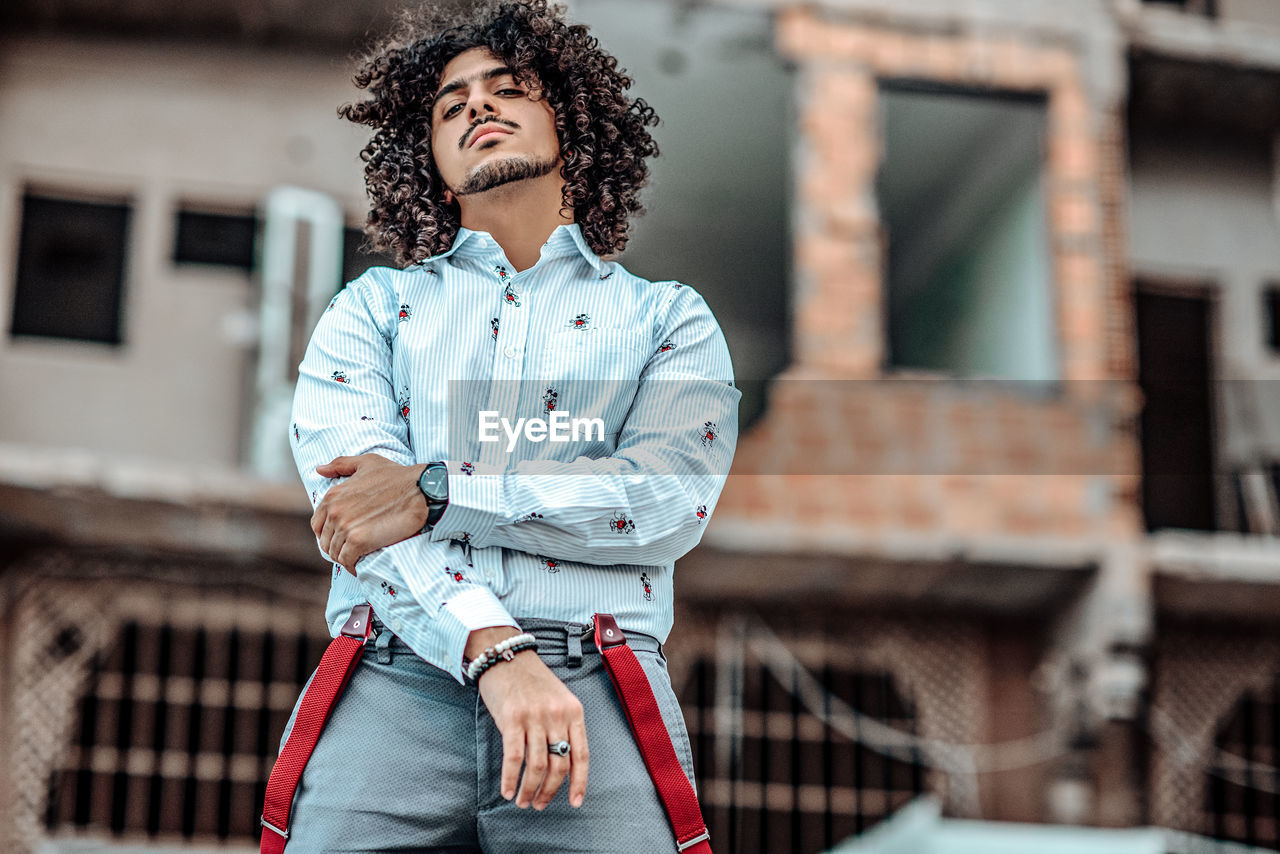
[1141,0,1219,18]
[173,208,258,270]
[877,82,1054,381]
[1207,678,1280,848]
[11,192,130,345]
[1135,284,1218,532]
[681,655,925,854]
[45,619,326,843]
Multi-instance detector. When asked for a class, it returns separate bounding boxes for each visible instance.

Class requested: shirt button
[485,569,495,583]
[504,345,517,358]
[391,616,403,632]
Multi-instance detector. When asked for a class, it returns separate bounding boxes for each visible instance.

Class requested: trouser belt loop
[566,625,583,668]
[375,623,393,664]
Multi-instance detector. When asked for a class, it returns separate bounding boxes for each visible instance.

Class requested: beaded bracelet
[468,638,538,683]
[466,632,539,683]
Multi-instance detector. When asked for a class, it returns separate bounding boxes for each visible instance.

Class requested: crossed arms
[290,268,739,810]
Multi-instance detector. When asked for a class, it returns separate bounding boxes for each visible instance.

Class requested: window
[681,654,925,852]
[878,83,1055,381]
[1142,0,1219,18]
[11,192,131,345]
[1207,679,1280,847]
[173,208,257,270]
[45,619,325,842]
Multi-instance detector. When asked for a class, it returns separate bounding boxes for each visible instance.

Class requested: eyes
[440,87,526,120]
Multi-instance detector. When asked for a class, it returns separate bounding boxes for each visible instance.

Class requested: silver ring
[548,740,570,757]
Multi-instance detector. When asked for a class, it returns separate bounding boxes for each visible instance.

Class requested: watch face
[420,465,448,502]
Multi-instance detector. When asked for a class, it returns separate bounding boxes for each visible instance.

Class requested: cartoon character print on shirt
[569,313,590,330]
[331,371,348,384]
[397,388,410,423]
[380,581,398,598]
[502,282,521,308]
[696,505,708,522]
[542,387,559,415]
[656,337,675,355]
[460,461,475,476]
[516,511,544,523]
[610,512,635,534]
[599,269,613,281]
[398,303,411,322]
[445,567,465,582]
[491,317,499,340]
[700,421,718,449]
[641,573,653,601]
[292,422,300,442]
[539,555,560,574]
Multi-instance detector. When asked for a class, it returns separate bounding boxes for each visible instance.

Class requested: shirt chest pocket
[540,328,651,382]
[537,328,651,441]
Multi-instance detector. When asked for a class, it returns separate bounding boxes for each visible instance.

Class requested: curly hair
[338,0,660,266]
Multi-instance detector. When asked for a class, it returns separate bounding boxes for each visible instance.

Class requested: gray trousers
[276,616,697,853]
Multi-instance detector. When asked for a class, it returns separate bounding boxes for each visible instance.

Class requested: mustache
[461,117,519,149]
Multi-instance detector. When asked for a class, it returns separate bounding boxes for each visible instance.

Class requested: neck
[456,170,574,272]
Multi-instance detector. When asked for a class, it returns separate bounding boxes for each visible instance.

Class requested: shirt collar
[439,222,605,273]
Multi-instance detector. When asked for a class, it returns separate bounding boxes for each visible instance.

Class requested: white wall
[1127,128,1280,463]
[0,35,370,466]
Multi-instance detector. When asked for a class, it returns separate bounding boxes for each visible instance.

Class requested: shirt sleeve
[428,283,740,566]
[291,269,517,681]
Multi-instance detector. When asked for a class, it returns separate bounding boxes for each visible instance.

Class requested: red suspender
[259,607,711,854]
[259,604,372,854]
[594,614,713,854]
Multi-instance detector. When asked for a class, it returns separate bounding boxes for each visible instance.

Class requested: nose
[466,90,498,122]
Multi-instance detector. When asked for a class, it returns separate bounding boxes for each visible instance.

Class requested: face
[430,47,562,200]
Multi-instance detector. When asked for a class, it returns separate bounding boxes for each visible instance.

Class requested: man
[272,2,738,851]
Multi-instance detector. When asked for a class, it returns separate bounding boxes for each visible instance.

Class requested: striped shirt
[291,222,740,681]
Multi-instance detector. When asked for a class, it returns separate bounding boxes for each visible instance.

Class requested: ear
[443,189,455,205]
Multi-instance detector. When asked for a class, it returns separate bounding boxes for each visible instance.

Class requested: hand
[471,628,589,810]
[312,454,429,574]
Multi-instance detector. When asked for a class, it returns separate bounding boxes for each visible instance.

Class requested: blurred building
[1,0,1280,852]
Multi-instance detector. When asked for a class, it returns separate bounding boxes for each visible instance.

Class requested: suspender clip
[340,603,373,640]
[592,613,626,649]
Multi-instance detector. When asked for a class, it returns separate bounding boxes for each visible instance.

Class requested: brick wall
[715,7,1141,543]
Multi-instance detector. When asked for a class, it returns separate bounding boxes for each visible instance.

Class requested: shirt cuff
[428,459,504,546]
[440,587,519,682]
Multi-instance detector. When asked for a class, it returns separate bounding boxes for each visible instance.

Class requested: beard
[450,152,559,197]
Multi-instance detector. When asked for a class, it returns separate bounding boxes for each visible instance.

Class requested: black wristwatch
[417,461,449,529]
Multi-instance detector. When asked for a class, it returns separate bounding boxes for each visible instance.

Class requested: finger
[567,717,589,808]
[310,504,327,538]
[534,738,571,810]
[500,726,525,802]
[316,455,358,477]
[336,541,360,577]
[517,726,549,809]
[321,519,343,564]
